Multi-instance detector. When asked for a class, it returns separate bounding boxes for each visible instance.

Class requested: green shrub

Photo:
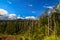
[44,35,60,40]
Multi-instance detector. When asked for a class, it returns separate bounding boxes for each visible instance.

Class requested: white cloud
[0,9,8,16]
[0,9,8,20]
[17,16,24,19]
[8,14,17,20]
[17,16,20,19]
[9,14,16,17]
[17,16,36,20]
[43,6,53,9]
[32,11,36,13]
[0,9,36,20]
[25,16,36,20]
[7,1,12,4]
[28,4,33,7]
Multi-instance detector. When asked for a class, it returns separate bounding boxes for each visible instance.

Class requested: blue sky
[0,0,59,18]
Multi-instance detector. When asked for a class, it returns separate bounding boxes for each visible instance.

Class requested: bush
[44,35,60,40]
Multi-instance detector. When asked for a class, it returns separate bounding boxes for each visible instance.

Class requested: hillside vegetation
[0,4,60,40]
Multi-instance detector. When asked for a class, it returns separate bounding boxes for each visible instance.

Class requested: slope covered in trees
[0,4,60,40]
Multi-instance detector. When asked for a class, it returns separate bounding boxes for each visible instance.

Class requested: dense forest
[0,4,60,40]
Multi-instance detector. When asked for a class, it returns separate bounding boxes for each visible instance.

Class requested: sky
[0,0,59,19]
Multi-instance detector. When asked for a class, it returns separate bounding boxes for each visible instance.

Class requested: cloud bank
[0,9,36,20]
[25,16,36,20]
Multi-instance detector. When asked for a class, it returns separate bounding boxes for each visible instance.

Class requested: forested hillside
[0,4,60,40]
